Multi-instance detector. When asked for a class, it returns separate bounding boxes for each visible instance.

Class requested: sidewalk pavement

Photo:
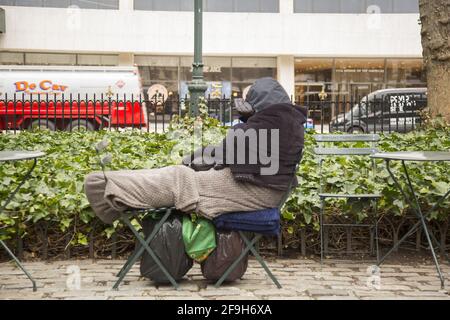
[0,257,449,300]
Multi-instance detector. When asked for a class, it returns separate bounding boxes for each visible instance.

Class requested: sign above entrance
[189,65,222,73]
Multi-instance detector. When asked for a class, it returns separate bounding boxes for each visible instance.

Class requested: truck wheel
[29,120,56,131]
[347,126,365,134]
[65,120,96,132]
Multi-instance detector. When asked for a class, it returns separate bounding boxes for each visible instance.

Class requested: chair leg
[240,232,282,289]
[277,234,283,256]
[0,240,37,292]
[214,234,257,288]
[375,200,380,264]
[320,198,325,264]
[116,246,140,278]
[423,220,450,265]
[113,210,179,290]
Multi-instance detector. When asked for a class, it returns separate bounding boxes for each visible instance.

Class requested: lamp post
[188,0,208,116]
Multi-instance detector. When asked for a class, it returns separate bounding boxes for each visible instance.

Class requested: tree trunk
[419,0,450,122]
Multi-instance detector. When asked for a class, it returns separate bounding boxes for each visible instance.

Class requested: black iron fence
[307,92,427,134]
[0,92,427,134]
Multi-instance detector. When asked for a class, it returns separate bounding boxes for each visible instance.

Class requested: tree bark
[419,0,450,122]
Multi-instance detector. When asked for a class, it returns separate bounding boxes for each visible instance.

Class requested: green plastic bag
[182,214,216,263]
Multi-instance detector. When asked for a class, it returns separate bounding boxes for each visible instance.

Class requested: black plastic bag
[201,230,248,282]
[140,215,193,284]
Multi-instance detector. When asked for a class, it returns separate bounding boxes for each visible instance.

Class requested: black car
[330,88,427,133]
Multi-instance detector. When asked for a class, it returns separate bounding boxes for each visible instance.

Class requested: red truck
[0,66,147,131]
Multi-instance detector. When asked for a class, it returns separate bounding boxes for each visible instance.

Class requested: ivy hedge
[0,117,448,257]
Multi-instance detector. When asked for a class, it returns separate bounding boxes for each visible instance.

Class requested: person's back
[227,102,306,190]
[85,77,305,224]
[220,77,306,190]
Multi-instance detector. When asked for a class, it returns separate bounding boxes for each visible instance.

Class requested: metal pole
[188,0,207,116]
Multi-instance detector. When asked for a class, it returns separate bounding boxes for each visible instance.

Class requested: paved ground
[0,257,449,300]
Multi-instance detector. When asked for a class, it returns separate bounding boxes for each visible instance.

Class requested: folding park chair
[314,134,381,263]
[93,141,181,290]
[113,207,180,290]
[213,153,304,289]
[95,141,301,290]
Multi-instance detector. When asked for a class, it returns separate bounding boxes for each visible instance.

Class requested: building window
[0,52,25,65]
[0,0,119,9]
[294,58,426,103]
[386,59,425,87]
[25,53,77,65]
[135,0,279,13]
[204,0,233,12]
[366,0,392,13]
[392,0,419,13]
[293,0,419,14]
[231,57,277,97]
[340,0,365,14]
[0,52,119,66]
[134,0,193,11]
[135,56,277,99]
[295,59,333,103]
[180,56,232,98]
[77,54,118,66]
[207,0,279,12]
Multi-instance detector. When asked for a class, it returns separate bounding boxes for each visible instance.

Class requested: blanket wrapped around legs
[84,166,284,224]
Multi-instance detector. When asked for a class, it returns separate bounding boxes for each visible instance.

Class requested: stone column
[119,0,133,11]
[277,55,295,101]
[279,0,294,14]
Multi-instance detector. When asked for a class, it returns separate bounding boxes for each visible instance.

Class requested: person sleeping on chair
[84,77,307,224]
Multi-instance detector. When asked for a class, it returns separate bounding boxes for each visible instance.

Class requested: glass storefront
[1,52,425,106]
[136,56,277,100]
[134,0,279,13]
[295,58,425,103]
[295,58,333,104]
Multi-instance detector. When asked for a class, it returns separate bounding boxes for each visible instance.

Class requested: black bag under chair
[201,230,249,283]
[140,214,193,284]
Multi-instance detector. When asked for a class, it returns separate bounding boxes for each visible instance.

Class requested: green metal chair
[0,230,37,292]
[0,152,43,292]
[314,134,381,263]
[94,141,181,290]
[113,207,180,290]
[95,140,301,290]
[212,154,303,289]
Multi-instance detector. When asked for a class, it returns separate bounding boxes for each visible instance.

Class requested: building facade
[0,0,425,101]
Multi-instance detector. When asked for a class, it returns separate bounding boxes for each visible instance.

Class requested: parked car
[330,88,427,133]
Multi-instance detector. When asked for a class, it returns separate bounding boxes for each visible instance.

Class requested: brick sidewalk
[0,258,449,300]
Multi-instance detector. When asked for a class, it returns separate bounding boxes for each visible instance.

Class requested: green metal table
[0,150,45,292]
[371,151,450,289]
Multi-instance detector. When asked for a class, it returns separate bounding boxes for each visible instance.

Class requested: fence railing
[0,93,427,134]
[306,93,427,134]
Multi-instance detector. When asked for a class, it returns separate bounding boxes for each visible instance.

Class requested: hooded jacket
[245,77,292,113]
[221,103,306,190]
[185,78,306,191]
[219,78,306,190]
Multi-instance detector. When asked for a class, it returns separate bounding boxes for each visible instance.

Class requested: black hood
[246,77,292,113]
[293,105,308,123]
